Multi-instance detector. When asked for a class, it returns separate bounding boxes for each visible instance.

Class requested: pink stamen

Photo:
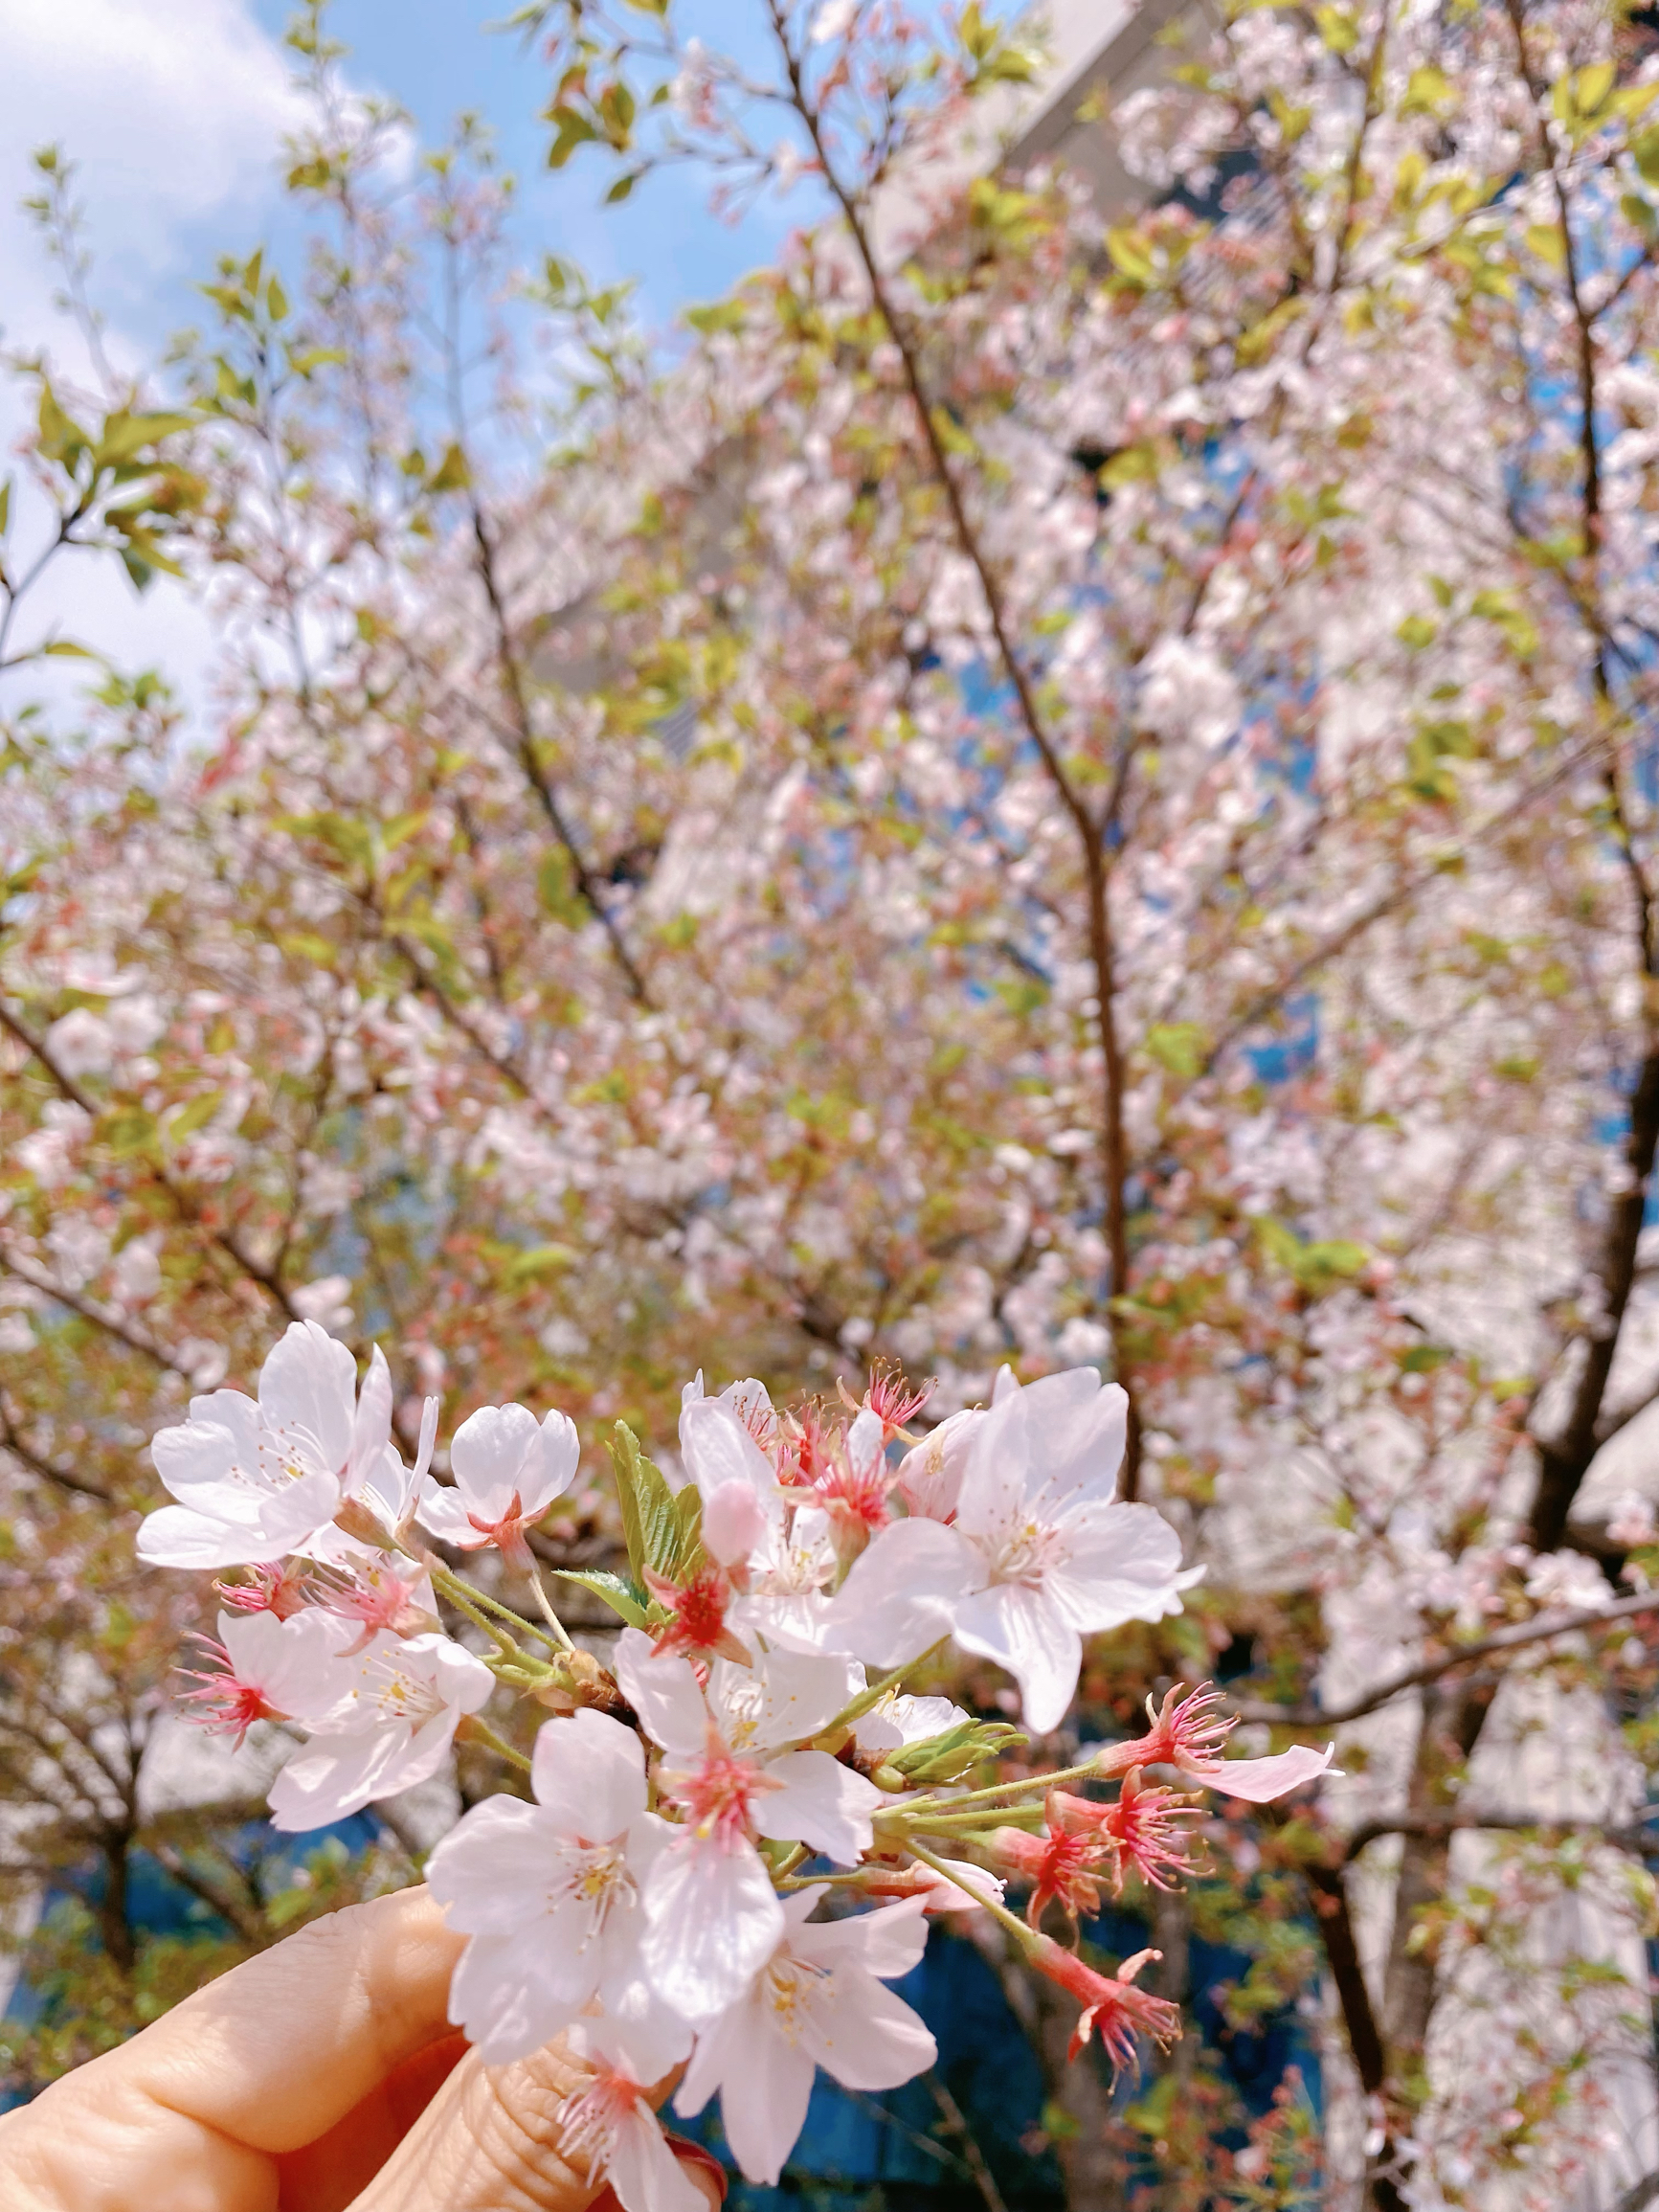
[668,1724,780,1846]
[1031,1934,1182,2072]
[644,1562,750,1666]
[213,1561,309,1619]
[176,1635,283,1750]
[1050,1773,1201,1895]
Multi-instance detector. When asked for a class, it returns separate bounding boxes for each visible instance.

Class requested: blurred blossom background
[7,0,1659,2205]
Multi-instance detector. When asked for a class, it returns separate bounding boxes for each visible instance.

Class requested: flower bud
[702,1478,768,1569]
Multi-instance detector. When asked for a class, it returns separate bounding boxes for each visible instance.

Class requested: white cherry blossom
[829,1367,1196,1732]
[562,2018,706,2212]
[267,1629,493,1830]
[674,1895,936,2186]
[179,1604,355,1746]
[427,1709,681,2063]
[415,1401,579,1567]
[614,1627,883,2020]
[137,1324,389,1570]
[680,1378,840,1651]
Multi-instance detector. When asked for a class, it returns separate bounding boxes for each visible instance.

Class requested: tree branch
[1231,1588,1659,1727]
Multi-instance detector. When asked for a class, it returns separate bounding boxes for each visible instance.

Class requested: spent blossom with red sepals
[990,1810,1112,1928]
[1050,1771,1203,1895]
[1032,1936,1183,2072]
[213,1560,310,1620]
[644,1560,751,1668]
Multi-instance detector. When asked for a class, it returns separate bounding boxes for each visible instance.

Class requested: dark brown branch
[0,1247,191,1379]
[467,497,653,1006]
[0,999,303,1325]
[762,0,1138,1481]
[1304,1862,1407,2212]
[1231,1587,1659,1727]
[0,1391,112,1501]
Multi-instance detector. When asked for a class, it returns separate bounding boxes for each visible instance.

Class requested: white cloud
[0,0,303,711]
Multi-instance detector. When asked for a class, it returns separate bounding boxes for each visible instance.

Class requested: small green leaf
[1145,1022,1208,1079]
[501,1243,578,1288]
[607,1421,685,1583]
[426,442,472,496]
[547,1567,651,1630]
[168,1090,224,1141]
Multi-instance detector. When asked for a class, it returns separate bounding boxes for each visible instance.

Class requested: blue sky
[248,0,802,327]
[0,0,813,697]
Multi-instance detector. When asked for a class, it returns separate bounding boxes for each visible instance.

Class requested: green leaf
[1105,227,1157,284]
[684,299,748,336]
[37,381,89,467]
[501,1243,578,1287]
[1314,4,1359,52]
[426,442,472,496]
[280,931,337,966]
[1401,63,1452,116]
[266,273,289,322]
[94,411,195,466]
[0,477,11,538]
[672,1483,706,1574]
[1632,127,1659,185]
[1145,1022,1208,1079]
[547,1567,651,1630]
[607,1421,685,1583]
[168,1090,224,1141]
[41,639,93,659]
[98,1106,159,1159]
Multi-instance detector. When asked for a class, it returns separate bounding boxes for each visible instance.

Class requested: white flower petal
[606,2104,706,2212]
[450,1403,544,1519]
[825,1517,980,1666]
[802,1965,936,2091]
[951,1581,1082,1735]
[613,1628,708,1757]
[1196,1743,1337,1802]
[347,1346,393,1490]
[529,1707,647,1835]
[1044,1500,1188,1633]
[755,1749,883,1863]
[715,2008,817,2186]
[258,1320,357,1473]
[641,1832,784,2020]
[679,1395,775,1501]
[793,1895,930,1979]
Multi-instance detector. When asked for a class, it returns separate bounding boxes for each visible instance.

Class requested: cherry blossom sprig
[139,1320,1335,2202]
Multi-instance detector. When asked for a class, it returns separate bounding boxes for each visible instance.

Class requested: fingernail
[663,2133,729,2203]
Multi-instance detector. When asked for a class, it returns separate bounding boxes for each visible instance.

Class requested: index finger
[124,1885,465,2154]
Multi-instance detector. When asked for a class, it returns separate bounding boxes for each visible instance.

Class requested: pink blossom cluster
[139,1322,1334,2201]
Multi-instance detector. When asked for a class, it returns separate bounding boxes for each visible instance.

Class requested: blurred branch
[1231,1589,1659,1727]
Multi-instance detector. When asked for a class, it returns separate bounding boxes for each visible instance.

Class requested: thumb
[344,2036,725,2212]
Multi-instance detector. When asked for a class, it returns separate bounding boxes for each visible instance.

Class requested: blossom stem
[813,1640,950,1743]
[906,1840,1042,1952]
[527,1563,577,1652]
[904,1756,1108,1815]
[877,1803,1045,1836]
[428,1561,567,1655]
[459,1715,533,1773]
[428,1564,529,1659]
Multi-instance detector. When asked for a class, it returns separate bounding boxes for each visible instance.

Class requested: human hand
[0,1886,727,2212]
